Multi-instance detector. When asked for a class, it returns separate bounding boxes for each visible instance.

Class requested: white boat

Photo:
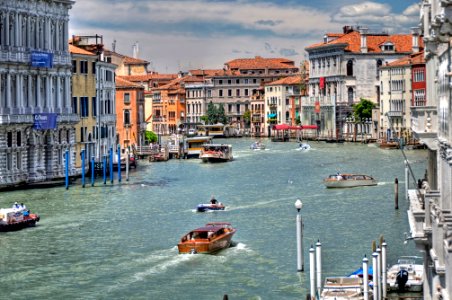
[299,143,311,150]
[387,256,423,292]
[323,173,377,188]
[250,141,265,150]
[321,276,371,299]
[199,144,233,163]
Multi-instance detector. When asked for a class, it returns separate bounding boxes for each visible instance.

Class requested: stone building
[407,1,452,300]
[0,0,77,187]
[379,51,425,143]
[304,26,422,139]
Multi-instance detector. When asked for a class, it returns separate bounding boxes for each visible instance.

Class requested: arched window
[347,60,353,76]
[348,87,354,104]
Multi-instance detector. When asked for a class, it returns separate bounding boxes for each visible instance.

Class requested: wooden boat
[199,144,233,163]
[378,139,399,149]
[250,141,265,150]
[323,173,377,188]
[387,256,423,292]
[321,276,372,299]
[178,222,236,254]
[0,206,40,232]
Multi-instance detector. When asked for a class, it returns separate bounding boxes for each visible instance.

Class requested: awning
[268,113,277,118]
[273,124,318,130]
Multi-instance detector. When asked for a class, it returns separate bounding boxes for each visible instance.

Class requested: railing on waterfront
[411,106,437,139]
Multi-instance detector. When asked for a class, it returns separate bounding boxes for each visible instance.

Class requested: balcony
[387,110,403,117]
[153,116,165,123]
[411,106,437,147]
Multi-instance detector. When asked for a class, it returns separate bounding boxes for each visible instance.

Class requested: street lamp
[295,199,304,272]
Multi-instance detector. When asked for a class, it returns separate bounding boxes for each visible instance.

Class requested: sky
[69,0,422,74]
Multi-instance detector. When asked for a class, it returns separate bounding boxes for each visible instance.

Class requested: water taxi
[387,256,423,292]
[178,222,236,254]
[250,141,266,150]
[321,276,372,299]
[199,144,233,163]
[0,204,40,232]
[323,173,377,188]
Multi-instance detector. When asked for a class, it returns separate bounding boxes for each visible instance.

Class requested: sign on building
[31,51,53,68]
[33,113,57,130]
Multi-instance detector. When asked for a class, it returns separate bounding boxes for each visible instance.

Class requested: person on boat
[12,202,20,210]
[210,195,218,205]
[336,172,343,180]
[20,203,26,210]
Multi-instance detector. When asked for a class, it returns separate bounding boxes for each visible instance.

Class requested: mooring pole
[395,177,399,209]
[363,255,369,300]
[109,147,113,184]
[117,144,121,182]
[309,245,315,299]
[81,149,85,188]
[65,149,69,190]
[91,156,95,187]
[103,155,107,184]
[316,240,322,298]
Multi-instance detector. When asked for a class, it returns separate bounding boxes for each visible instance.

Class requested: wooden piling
[394,178,399,209]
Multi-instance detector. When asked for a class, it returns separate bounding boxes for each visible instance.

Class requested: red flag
[319,77,325,89]
[315,101,320,113]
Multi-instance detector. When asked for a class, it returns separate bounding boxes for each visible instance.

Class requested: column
[64,75,70,112]
[45,75,50,111]
[45,17,50,50]
[63,20,68,51]
[36,74,41,110]
[16,73,22,111]
[56,75,61,112]
[6,73,11,111]
[15,12,20,47]
[27,15,31,48]
[55,21,60,52]
[28,74,32,110]
[5,11,9,46]
[0,73,3,113]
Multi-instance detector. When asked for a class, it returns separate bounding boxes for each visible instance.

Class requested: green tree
[145,131,158,143]
[206,101,217,124]
[352,98,375,121]
[243,110,251,128]
[200,115,209,124]
[295,116,301,125]
[217,104,227,124]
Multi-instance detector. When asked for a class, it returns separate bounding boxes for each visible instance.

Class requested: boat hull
[178,231,235,254]
[0,214,40,232]
[323,180,377,188]
[196,204,225,212]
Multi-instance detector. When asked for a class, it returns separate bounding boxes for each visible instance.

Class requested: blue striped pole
[117,145,122,182]
[81,149,85,188]
[91,156,95,186]
[109,147,113,184]
[103,155,106,184]
[65,150,69,190]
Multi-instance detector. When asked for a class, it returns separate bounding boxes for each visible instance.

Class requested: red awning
[273,124,318,130]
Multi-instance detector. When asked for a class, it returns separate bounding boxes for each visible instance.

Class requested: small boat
[250,141,266,150]
[0,205,40,232]
[323,173,378,188]
[321,276,372,299]
[299,143,311,150]
[178,222,237,254]
[387,256,423,292]
[378,139,400,149]
[196,203,225,212]
[199,144,233,163]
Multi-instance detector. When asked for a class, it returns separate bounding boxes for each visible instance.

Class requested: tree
[200,115,209,124]
[206,101,217,124]
[352,98,375,121]
[243,110,251,128]
[217,104,227,124]
[144,131,158,143]
[295,116,301,125]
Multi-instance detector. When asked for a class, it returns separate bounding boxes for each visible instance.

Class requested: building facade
[305,26,422,139]
[0,0,78,187]
[408,1,452,300]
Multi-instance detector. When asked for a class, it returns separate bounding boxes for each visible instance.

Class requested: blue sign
[33,113,57,130]
[31,51,53,68]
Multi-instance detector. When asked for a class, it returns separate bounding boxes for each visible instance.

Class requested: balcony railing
[387,110,403,117]
[303,95,336,106]
[153,116,165,122]
[410,106,437,140]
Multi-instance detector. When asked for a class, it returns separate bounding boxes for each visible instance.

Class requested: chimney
[360,28,368,53]
[411,27,420,53]
[112,39,116,52]
[132,41,139,58]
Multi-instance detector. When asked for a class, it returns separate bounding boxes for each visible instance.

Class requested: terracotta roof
[267,76,302,86]
[69,44,96,56]
[158,75,204,90]
[121,73,178,82]
[104,49,150,65]
[225,56,297,70]
[306,31,423,53]
[116,76,143,88]
[189,69,225,76]
[381,51,425,68]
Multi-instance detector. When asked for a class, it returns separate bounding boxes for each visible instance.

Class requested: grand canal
[0,138,427,300]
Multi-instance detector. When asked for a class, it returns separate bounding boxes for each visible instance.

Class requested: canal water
[0,138,427,300]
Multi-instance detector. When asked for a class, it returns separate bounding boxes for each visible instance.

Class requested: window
[244,79,249,84]
[124,110,130,125]
[72,60,77,73]
[253,79,257,84]
[236,104,240,113]
[347,87,354,104]
[80,127,85,142]
[390,80,404,91]
[228,104,232,112]
[80,97,89,117]
[219,90,223,97]
[347,60,353,76]
[244,89,249,96]
[236,79,240,84]
[124,93,130,104]
[72,97,78,114]
[219,80,223,85]
[106,70,113,82]
[17,132,21,147]
[92,97,97,116]
[92,62,96,74]
[236,89,240,96]
[228,79,231,84]
[414,89,426,106]
[228,89,232,97]
[413,69,425,82]
[80,61,88,74]
[7,132,12,147]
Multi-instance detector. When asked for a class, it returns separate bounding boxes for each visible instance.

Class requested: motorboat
[321,276,372,299]
[0,205,40,232]
[199,144,233,163]
[250,141,266,150]
[387,256,423,292]
[323,173,378,188]
[196,203,225,212]
[299,143,311,150]
[178,222,236,254]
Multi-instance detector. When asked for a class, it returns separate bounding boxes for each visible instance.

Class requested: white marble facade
[0,0,77,187]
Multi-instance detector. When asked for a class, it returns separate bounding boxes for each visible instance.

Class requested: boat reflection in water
[178,222,236,254]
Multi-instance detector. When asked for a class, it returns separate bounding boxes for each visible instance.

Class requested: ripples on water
[0,138,427,299]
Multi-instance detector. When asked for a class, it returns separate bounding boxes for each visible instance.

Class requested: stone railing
[410,106,437,139]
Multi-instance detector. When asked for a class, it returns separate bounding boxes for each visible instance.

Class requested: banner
[31,51,53,68]
[33,113,57,130]
[319,77,325,89]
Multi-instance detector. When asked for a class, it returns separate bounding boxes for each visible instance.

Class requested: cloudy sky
[69,0,421,73]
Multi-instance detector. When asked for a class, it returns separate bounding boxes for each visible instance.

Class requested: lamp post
[295,199,304,272]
